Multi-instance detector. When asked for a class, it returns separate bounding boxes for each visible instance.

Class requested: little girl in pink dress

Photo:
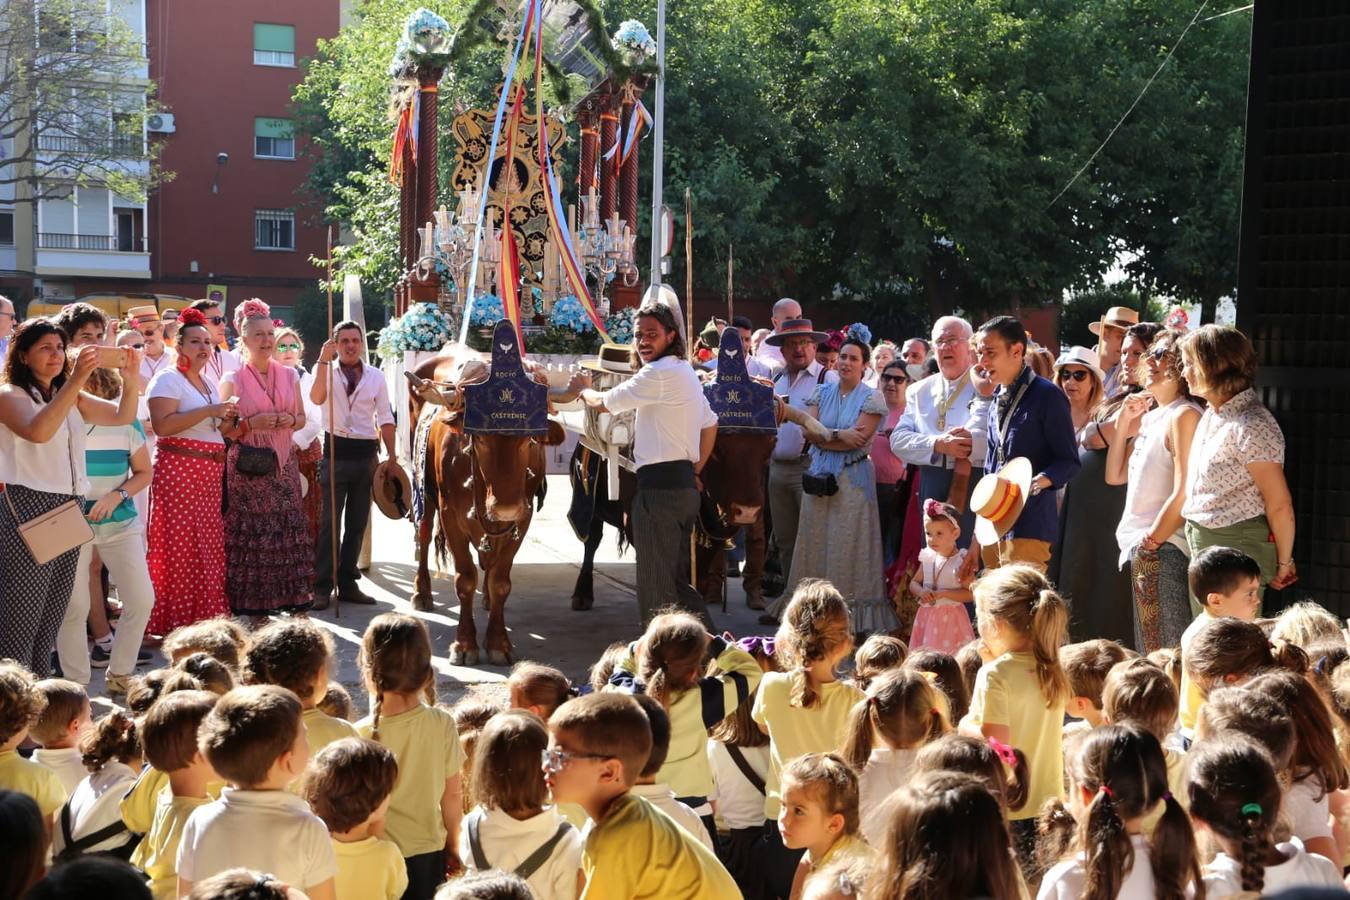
[908,499,975,654]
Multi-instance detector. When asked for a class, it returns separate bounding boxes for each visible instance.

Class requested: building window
[255,209,294,251]
[253,24,295,67]
[0,211,13,245]
[254,117,295,159]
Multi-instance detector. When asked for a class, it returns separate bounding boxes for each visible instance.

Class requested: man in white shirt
[310,321,395,608]
[187,299,239,391]
[0,295,15,365]
[577,303,719,626]
[889,316,992,548]
[762,318,835,618]
[128,306,172,443]
[1091,305,1139,397]
[753,297,801,376]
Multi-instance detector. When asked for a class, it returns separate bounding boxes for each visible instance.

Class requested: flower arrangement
[824,329,845,352]
[468,293,505,327]
[549,294,596,333]
[375,318,407,361]
[400,302,454,352]
[613,20,657,65]
[389,8,453,77]
[845,322,873,346]
[605,306,638,345]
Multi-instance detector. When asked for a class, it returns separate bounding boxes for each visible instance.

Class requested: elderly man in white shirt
[889,316,992,549]
[578,303,719,626]
[309,321,396,608]
[753,297,801,377]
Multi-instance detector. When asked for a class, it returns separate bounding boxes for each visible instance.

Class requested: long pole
[684,188,694,361]
[648,0,666,284]
[325,226,340,619]
[726,244,734,322]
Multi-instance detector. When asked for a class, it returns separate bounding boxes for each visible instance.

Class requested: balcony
[35,232,150,279]
[37,134,146,158]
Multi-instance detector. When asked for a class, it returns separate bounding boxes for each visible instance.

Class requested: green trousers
[1184,515,1277,618]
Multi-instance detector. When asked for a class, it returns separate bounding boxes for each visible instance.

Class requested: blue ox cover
[463,320,549,435]
[704,327,776,433]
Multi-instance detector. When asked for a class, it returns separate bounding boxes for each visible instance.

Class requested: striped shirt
[84,421,146,535]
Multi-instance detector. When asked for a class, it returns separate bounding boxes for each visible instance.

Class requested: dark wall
[1238,0,1350,612]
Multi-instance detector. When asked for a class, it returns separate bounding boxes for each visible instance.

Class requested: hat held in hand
[971,457,1034,546]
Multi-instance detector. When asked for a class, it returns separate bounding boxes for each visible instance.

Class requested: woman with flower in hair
[791,328,896,634]
[218,299,312,623]
[145,307,238,636]
[274,326,324,543]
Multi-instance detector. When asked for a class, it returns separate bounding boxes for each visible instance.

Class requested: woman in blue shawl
[788,332,895,633]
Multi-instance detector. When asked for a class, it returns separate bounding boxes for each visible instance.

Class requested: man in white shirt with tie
[310,321,395,608]
[889,316,991,548]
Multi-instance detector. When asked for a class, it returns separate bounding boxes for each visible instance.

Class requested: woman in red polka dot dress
[144,309,236,635]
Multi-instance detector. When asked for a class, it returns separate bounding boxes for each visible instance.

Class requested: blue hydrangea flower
[468,293,505,327]
[550,295,596,333]
[613,20,657,60]
[399,302,453,351]
[845,322,873,347]
[605,306,638,345]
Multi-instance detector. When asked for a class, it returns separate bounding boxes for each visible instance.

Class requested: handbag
[801,472,838,497]
[4,422,93,565]
[235,443,278,477]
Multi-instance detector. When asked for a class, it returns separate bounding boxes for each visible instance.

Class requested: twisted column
[599,110,619,223]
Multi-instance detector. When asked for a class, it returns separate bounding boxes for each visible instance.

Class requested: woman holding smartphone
[0,317,139,677]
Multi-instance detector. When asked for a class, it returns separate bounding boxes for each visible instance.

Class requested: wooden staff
[684,187,697,591]
[325,225,340,619]
[726,244,734,322]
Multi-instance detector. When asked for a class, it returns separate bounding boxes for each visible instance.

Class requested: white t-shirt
[176,788,336,890]
[629,783,715,851]
[458,805,582,900]
[32,746,87,797]
[858,747,917,846]
[1038,834,1157,899]
[147,370,223,444]
[294,368,323,449]
[1285,777,1334,844]
[50,761,139,858]
[1202,842,1344,896]
[602,355,717,469]
[707,740,770,831]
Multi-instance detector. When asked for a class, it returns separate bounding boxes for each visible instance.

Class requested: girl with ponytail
[355,613,464,896]
[840,669,949,846]
[913,733,1029,816]
[1038,725,1201,900]
[963,564,1069,874]
[1189,735,1343,896]
[50,710,143,860]
[751,579,861,900]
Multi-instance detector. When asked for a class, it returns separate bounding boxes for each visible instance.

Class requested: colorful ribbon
[603,101,652,174]
[387,98,418,184]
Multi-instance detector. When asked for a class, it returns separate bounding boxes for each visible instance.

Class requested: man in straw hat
[964,316,1080,573]
[1090,304,1140,397]
[573,299,720,627]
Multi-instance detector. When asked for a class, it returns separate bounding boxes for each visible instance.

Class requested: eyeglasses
[0,311,14,321]
[126,342,145,349]
[541,747,611,773]
[277,342,301,352]
[1058,369,1090,382]
[933,336,963,348]
[205,316,226,325]
[880,374,907,384]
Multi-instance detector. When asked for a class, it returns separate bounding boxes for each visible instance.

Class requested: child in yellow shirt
[242,619,359,758]
[302,737,408,900]
[0,661,66,830]
[130,690,219,900]
[546,692,741,899]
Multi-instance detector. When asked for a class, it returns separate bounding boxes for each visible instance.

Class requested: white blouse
[0,387,89,495]
[1116,398,1201,567]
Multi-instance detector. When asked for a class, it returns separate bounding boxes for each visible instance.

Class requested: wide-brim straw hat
[764,318,829,347]
[580,342,638,375]
[1088,306,1141,336]
[1053,346,1105,383]
[372,460,413,521]
[126,305,160,327]
[972,457,1034,546]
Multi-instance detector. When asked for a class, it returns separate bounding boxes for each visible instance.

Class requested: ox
[407,334,564,666]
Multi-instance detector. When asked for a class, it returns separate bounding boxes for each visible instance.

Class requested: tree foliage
[295,0,1250,317]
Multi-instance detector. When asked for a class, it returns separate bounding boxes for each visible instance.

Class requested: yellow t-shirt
[131,793,211,900]
[812,832,873,870]
[121,767,170,835]
[968,651,1066,821]
[0,749,66,816]
[751,671,864,819]
[357,703,464,856]
[304,707,360,755]
[581,793,741,899]
[1179,611,1213,738]
[615,639,763,800]
[333,835,409,900]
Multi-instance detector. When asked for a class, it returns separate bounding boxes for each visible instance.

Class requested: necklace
[143,350,168,379]
[184,370,217,427]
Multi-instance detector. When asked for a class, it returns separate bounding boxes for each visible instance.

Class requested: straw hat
[971,457,1034,546]
[579,343,638,375]
[126,305,160,327]
[1088,306,1140,336]
[1053,346,1105,383]
[764,318,829,347]
[372,460,413,520]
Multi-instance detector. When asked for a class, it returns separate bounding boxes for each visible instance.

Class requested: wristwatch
[830,428,839,442]
[116,488,130,503]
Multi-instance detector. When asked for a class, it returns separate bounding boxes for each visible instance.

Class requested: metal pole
[648,0,666,285]
[325,226,339,619]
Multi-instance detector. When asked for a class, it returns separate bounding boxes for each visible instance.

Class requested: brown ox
[408,350,562,666]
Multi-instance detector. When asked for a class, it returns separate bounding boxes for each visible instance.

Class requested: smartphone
[95,347,128,368]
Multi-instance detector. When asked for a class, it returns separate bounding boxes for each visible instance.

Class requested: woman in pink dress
[908,499,975,654]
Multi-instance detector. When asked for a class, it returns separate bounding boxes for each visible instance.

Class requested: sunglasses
[125,342,145,349]
[205,316,226,325]
[881,374,907,384]
[1058,369,1091,382]
[1147,347,1171,361]
[276,342,301,352]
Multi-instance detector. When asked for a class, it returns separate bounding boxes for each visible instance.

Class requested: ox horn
[406,372,463,411]
[777,398,832,444]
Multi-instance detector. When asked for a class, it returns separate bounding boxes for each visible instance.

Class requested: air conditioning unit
[146,113,176,134]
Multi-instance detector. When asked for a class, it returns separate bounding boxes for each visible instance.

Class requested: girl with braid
[1188,735,1343,896]
[355,613,464,899]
